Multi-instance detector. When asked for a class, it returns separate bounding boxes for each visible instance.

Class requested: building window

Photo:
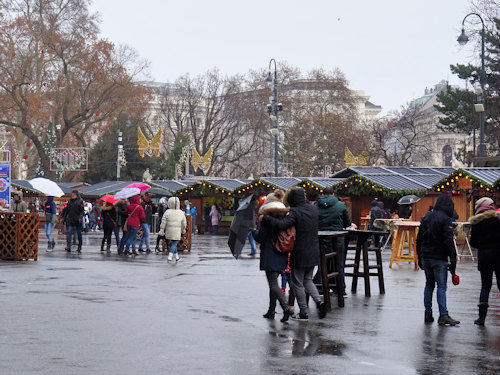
[442,145,452,166]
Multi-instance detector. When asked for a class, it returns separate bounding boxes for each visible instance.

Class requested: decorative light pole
[116,115,131,181]
[457,13,486,166]
[265,58,282,176]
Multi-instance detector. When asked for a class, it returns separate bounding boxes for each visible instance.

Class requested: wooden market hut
[331,166,454,226]
[432,167,500,219]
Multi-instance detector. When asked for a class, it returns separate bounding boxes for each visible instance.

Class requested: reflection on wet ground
[1,232,499,374]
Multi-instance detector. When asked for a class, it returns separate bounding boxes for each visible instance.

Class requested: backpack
[273,226,296,253]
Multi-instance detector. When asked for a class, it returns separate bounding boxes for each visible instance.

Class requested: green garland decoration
[333,175,426,198]
[432,168,493,193]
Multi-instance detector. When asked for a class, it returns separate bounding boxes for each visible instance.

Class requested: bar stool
[317,231,348,311]
[344,229,387,297]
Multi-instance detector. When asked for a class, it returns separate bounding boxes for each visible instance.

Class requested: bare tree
[370,104,437,166]
[0,0,149,179]
[279,68,360,175]
[158,69,268,177]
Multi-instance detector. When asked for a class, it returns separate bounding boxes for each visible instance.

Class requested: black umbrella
[228,195,256,259]
[397,195,421,205]
[144,187,173,197]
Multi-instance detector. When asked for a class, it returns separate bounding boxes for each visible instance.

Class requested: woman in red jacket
[124,195,145,255]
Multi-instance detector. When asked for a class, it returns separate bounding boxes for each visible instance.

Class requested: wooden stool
[344,229,386,297]
[389,221,419,269]
[317,231,348,310]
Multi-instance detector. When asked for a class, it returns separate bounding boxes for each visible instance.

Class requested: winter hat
[259,189,286,214]
[475,197,494,211]
[265,189,285,203]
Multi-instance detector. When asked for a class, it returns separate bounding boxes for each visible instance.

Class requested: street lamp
[265,58,283,176]
[116,115,131,181]
[458,13,486,166]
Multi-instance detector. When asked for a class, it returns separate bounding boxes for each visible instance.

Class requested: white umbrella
[28,177,64,197]
[114,187,141,199]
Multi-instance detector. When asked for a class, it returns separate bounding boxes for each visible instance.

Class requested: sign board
[0,163,11,210]
[50,147,89,171]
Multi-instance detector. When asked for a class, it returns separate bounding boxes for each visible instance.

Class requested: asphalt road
[1,232,499,374]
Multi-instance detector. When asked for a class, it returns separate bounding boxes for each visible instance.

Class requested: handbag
[123,205,139,232]
[273,226,296,253]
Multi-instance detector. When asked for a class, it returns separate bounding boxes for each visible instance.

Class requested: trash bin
[0,212,39,261]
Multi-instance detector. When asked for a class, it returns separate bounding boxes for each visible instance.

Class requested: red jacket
[125,195,146,227]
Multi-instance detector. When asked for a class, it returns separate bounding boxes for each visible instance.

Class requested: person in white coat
[159,197,187,262]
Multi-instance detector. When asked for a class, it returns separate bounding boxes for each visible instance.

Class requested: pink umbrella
[100,194,118,204]
[124,182,151,192]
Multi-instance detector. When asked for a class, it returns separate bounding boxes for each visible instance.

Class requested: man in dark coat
[63,190,84,252]
[263,187,326,320]
[314,187,351,295]
[416,194,459,326]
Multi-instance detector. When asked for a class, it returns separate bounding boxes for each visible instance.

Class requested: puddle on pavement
[268,329,346,357]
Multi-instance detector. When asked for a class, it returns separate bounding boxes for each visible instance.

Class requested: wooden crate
[0,213,39,261]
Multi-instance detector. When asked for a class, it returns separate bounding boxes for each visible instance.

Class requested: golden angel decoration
[192,146,212,175]
[345,147,368,167]
[137,127,162,158]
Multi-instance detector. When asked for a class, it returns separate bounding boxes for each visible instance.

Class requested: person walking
[115,199,128,254]
[209,204,221,235]
[63,190,84,253]
[100,201,117,253]
[159,197,186,262]
[155,197,169,252]
[252,190,295,322]
[138,192,154,253]
[123,195,145,255]
[369,199,384,246]
[416,194,460,326]
[263,187,327,321]
[314,187,351,296]
[469,197,500,326]
[11,191,27,212]
[44,196,57,251]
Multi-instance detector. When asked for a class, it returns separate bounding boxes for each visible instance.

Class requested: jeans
[248,232,257,254]
[212,225,219,235]
[124,225,140,251]
[266,271,290,313]
[45,221,55,242]
[422,258,448,316]
[119,229,129,250]
[114,226,121,247]
[139,223,151,250]
[66,225,82,249]
[169,240,178,254]
[291,266,322,315]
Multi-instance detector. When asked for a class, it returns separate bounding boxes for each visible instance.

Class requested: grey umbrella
[227,195,256,259]
[397,195,421,205]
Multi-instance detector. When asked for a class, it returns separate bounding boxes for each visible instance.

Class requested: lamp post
[116,115,131,181]
[265,58,282,176]
[457,13,486,166]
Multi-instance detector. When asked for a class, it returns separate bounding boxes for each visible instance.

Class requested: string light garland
[432,169,495,193]
[333,175,425,198]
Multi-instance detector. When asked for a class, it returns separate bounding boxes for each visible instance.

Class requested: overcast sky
[91,0,477,114]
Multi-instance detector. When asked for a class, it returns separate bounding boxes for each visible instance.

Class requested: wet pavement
[1,232,499,374]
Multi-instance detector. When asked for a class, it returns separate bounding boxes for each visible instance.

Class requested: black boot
[280,309,294,322]
[263,310,275,320]
[100,240,105,252]
[474,303,488,326]
[425,311,434,323]
[106,245,111,254]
